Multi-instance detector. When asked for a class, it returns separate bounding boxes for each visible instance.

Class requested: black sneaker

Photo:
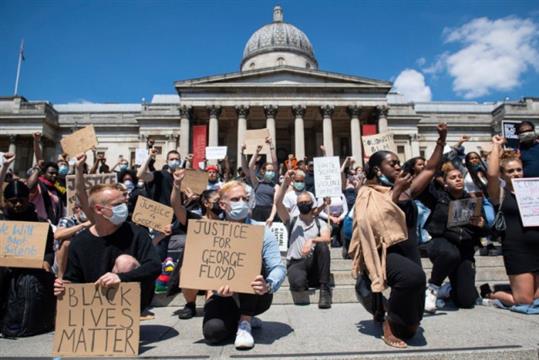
[479,284,493,299]
[318,286,332,309]
[178,302,196,319]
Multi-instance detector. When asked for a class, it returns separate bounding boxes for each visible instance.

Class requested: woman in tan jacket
[350,123,447,348]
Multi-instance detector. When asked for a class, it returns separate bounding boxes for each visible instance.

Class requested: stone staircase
[152,248,509,307]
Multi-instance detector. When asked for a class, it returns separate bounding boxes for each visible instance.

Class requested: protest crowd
[0,120,538,353]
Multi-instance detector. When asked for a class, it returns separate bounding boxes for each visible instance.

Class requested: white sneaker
[425,284,439,314]
[234,320,254,350]
[437,282,452,299]
[250,316,263,329]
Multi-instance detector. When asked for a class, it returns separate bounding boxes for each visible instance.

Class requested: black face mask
[298,203,313,215]
[210,202,223,216]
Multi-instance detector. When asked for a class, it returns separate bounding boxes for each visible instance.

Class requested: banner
[180,219,264,294]
[66,174,118,216]
[60,125,98,157]
[132,196,173,232]
[245,128,271,155]
[270,222,288,252]
[512,177,539,227]
[313,156,342,198]
[205,146,228,160]
[361,132,397,158]
[192,125,207,170]
[447,198,482,227]
[0,221,49,269]
[52,283,140,357]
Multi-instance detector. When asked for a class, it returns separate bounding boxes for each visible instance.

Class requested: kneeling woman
[349,123,447,348]
[421,164,487,313]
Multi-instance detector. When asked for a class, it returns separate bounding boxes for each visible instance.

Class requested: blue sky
[1,0,538,104]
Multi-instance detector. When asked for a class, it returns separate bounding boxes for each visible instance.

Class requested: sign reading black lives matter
[180,219,264,294]
[53,283,140,357]
[313,156,342,198]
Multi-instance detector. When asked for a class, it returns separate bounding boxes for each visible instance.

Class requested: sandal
[382,320,407,349]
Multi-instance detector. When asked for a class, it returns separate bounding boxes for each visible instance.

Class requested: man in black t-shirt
[54,183,161,311]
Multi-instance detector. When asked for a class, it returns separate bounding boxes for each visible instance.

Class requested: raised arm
[171,169,187,226]
[137,148,157,183]
[32,132,43,163]
[249,145,262,188]
[222,155,231,182]
[407,123,447,198]
[341,156,352,190]
[266,136,278,173]
[240,144,250,179]
[0,153,15,190]
[74,154,94,223]
[275,170,293,223]
[486,135,505,205]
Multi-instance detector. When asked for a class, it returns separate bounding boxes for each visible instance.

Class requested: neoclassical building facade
[1,6,538,175]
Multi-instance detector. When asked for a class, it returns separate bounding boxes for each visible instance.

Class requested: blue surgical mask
[104,203,128,225]
[226,200,249,221]
[264,171,275,182]
[168,160,181,170]
[58,165,69,176]
[378,174,394,187]
[293,181,305,191]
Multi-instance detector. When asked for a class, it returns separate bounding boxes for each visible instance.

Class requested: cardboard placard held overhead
[52,283,140,357]
[0,221,50,269]
[270,222,288,252]
[60,125,98,157]
[512,177,539,227]
[361,132,397,158]
[447,198,482,228]
[180,219,264,294]
[502,120,522,150]
[66,173,118,216]
[181,169,209,195]
[132,196,174,232]
[205,146,228,160]
[135,148,149,166]
[245,128,271,155]
[313,156,342,198]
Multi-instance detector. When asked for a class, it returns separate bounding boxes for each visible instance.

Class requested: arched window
[249,62,255,69]
[276,57,285,66]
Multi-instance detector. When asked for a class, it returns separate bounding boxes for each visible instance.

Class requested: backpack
[1,269,56,338]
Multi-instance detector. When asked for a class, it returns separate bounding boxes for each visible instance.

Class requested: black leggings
[385,251,426,339]
[428,237,478,308]
[202,293,273,344]
[287,243,331,290]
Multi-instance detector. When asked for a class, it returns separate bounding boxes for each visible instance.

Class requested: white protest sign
[270,222,288,252]
[205,146,228,160]
[135,148,149,166]
[313,156,342,198]
[512,177,539,227]
[361,132,397,158]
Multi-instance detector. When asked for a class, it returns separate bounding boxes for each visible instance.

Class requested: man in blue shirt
[517,121,539,178]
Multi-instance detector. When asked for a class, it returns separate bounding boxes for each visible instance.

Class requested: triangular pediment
[175,66,392,90]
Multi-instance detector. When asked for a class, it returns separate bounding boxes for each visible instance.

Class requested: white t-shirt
[286,217,329,260]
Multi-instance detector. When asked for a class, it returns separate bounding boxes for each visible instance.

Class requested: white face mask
[103,203,129,225]
[168,159,182,170]
[225,200,249,221]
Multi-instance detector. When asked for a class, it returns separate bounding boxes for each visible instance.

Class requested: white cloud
[69,99,96,104]
[416,57,427,67]
[426,17,539,98]
[393,69,432,102]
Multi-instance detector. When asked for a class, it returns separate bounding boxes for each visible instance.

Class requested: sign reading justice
[132,196,173,233]
[53,283,140,357]
[180,219,264,294]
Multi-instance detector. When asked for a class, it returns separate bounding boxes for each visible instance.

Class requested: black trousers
[385,251,426,339]
[427,237,478,308]
[202,293,273,344]
[287,243,331,291]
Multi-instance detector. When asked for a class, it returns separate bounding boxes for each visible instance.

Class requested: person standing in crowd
[202,180,285,350]
[350,123,447,348]
[27,161,64,226]
[206,165,224,191]
[248,138,279,224]
[276,170,332,309]
[516,121,539,177]
[318,192,348,248]
[420,164,488,313]
[481,135,539,306]
[463,152,488,196]
[54,182,162,312]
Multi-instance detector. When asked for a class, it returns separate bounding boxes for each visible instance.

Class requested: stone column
[292,105,306,160]
[207,106,221,147]
[411,133,420,157]
[378,105,389,133]
[236,105,249,166]
[179,105,191,156]
[321,105,334,156]
[8,135,16,170]
[347,106,362,162]
[264,105,278,144]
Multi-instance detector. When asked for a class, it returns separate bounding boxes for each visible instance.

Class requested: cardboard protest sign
[447,198,482,227]
[60,125,98,157]
[180,219,264,294]
[512,177,539,227]
[361,132,397,158]
[245,128,270,155]
[313,156,342,198]
[270,222,288,252]
[132,196,173,232]
[135,148,149,166]
[52,283,140,357]
[181,169,209,195]
[205,146,228,160]
[0,221,49,269]
[66,174,118,216]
